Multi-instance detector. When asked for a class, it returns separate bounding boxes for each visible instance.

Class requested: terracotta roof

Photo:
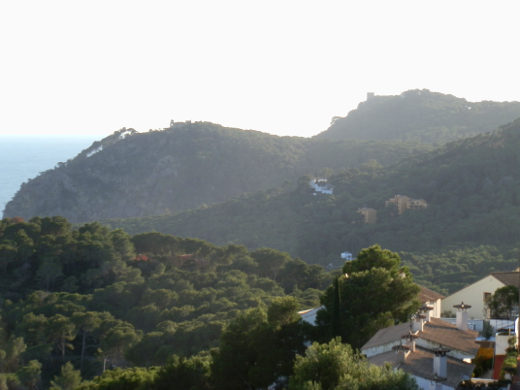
[420,318,479,355]
[362,318,479,355]
[368,348,473,388]
[418,285,445,302]
[361,322,411,350]
[491,271,520,288]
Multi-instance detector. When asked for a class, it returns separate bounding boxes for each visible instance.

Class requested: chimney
[453,302,471,331]
[402,331,418,352]
[392,344,410,363]
[433,348,449,379]
[420,304,434,322]
[412,314,426,332]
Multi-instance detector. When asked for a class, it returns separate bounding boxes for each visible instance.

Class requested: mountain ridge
[317,89,520,143]
[4,90,520,224]
[3,122,429,222]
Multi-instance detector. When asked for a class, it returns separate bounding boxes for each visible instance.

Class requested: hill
[5,91,520,224]
[3,122,428,222]
[317,89,520,144]
[3,125,304,222]
[107,119,520,293]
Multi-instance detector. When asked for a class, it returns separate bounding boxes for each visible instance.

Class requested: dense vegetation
[485,285,519,320]
[3,123,429,223]
[317,89,520,144]
[0,218,424,389]
[7,90,520,224]
[108,119,520,293]
[0,219,421,389]
[289,338,418,390]
[317,245,420,348]
[0,216,332,388]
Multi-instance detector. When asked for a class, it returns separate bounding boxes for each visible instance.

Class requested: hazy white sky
[1,0,519,138]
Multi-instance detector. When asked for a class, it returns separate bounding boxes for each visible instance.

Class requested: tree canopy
[485,285,519,319]
[0,217,329,388]
[289,338,418,390]
[317,245,420,347]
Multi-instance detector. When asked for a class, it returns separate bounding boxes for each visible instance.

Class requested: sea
[0,136,97,216]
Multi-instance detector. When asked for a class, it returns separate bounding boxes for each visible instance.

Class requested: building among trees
[385,194,428,215]
[357,207,377,224]
[309,178,334,195]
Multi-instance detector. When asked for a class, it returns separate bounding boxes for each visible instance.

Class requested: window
[483,292,491,302]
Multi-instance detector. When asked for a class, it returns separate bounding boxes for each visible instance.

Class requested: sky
[1,0,519,139]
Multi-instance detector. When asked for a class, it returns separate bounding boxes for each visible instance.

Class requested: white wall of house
[440,318,514,332]
[425,298,442,319]
[515,317,520,348]
[415,338,473,361]
[361,340,401,358]
[298,307,322,326]
[442,276,505,319]
[308,179,333,195]
[495,333,512,356]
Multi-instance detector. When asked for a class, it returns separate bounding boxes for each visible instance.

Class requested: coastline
[0,136,96,217]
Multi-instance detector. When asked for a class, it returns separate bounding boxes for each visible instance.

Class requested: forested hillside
[109,119,520,293]
[3,122,429,222]
[0,221,422,389]
[0,216,330,388]
[6,90,520,223]
[317,89,520,144]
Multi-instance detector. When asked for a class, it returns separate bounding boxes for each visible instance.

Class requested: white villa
[442,269,520,319]
[309,178,333,195]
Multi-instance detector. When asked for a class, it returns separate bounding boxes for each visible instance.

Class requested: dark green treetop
[317,245,420,347]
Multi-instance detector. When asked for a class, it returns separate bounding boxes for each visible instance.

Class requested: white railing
[440,318,515,332]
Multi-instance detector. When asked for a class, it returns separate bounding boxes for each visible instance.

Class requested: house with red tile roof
[362,303,478,390]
